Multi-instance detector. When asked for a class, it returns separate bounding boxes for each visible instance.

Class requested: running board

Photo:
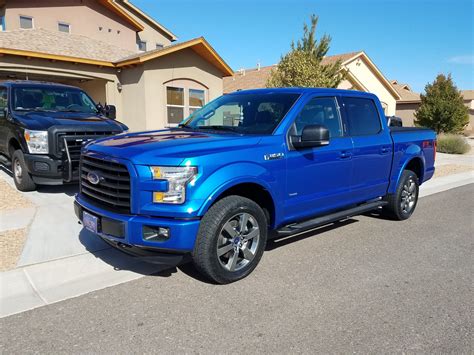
[275,200,387,237]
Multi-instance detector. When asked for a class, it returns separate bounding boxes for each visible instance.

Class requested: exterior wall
[4,0,138,51]
[116,2,173,51]
[344,59,397,116]
[137,48,223,130]
[118,65,147,131]
[395,102,419,127]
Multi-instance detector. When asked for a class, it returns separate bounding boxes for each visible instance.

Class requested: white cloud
[447,55,474,64]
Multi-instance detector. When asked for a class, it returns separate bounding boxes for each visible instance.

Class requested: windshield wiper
[195,125,239,132]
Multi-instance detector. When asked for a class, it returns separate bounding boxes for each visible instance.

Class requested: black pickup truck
[0,81,127,191]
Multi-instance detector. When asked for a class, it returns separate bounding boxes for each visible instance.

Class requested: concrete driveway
[1,184,472,353]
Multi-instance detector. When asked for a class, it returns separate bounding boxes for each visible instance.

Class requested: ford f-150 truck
[74,88,436,284]
[0,81,127,191]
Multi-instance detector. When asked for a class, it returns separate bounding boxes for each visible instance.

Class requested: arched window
[164,79,208,124]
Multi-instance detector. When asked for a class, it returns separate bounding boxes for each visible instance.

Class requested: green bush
[436,134,470,154]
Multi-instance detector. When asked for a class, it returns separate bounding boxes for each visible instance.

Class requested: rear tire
[192,195,267,284]
[12,150,36,192]
[383,169,419,220]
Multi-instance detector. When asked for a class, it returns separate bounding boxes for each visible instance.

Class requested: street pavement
[1,184,473,354]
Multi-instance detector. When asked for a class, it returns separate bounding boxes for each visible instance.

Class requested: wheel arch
[198,179,278,229]
[8,137,22,157]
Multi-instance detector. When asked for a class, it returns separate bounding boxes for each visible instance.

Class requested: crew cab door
[284,96,353,223]
[341,96,392,202]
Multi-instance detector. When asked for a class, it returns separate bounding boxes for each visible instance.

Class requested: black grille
[56,131,116,181]
[80,155,131,213]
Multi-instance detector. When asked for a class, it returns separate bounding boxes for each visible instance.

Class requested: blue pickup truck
[74,88,436,284]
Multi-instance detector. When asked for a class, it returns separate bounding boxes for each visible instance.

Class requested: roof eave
[120,0,177,41]
[0,48,116,67]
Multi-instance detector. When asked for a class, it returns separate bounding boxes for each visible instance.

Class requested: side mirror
[105,104,116,120]
[291,124,330,149]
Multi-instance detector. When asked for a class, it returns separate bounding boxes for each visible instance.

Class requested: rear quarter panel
[389,128,436,193]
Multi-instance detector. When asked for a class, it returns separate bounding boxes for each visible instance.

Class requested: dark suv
[0,81,127,191]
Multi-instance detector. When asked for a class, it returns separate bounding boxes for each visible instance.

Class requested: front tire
[383,169,419,220]
[12,150,37,192]
[192,195,268,284]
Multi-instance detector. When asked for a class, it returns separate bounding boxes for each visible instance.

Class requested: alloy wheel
[217,212,260,272]
[400,177,417,214]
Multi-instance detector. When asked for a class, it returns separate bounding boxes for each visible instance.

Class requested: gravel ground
[1,184,472,354]
[0,228,27,271]
[0,178,32,211]
[434,164,474,178]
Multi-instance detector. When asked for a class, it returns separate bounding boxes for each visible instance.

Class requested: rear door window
[343,97,381,136]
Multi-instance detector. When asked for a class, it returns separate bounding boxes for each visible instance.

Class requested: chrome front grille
[80,155,131,213]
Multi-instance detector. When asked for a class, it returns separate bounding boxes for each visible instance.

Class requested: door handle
[340,151,352,159]
[380,146,390,154]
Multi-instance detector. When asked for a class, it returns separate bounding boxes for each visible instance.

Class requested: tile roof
[0,28,135,62]
[223,52,363,93]
[390,80,421,103]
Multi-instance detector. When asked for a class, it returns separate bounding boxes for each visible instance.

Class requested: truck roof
[0,80,80,90]
[228,87,379,100]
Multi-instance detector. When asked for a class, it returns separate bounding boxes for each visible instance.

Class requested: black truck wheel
[383,169,419,220]
[12,150,37,192]
[192,195,268,284]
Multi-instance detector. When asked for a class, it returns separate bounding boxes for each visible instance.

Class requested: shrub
[436,134,470,154]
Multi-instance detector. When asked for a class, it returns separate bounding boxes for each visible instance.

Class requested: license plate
[83,211,98,234]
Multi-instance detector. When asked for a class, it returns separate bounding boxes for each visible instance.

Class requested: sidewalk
[1,165,474,318]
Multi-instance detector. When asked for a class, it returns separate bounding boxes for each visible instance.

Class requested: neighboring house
[390,80,421,127]
[392,80,474,134]
[0,0,232,131]
[223,51,400,115]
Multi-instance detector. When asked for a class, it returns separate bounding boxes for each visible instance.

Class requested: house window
[156,43,164,50]
[166,83,207,125]
[137,40,147,51]
[19,15,33,29]
[166,87,184,124]
[189,89,205,115]
[58,22,70,33]
[0,16,5,31]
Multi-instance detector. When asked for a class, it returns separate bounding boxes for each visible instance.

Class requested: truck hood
[13,111,125,131]
[85,129,262,165]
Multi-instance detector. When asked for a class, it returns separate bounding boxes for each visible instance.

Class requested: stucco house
[224,51,401,116]
[392,80,474,133]
[0,0,233,131]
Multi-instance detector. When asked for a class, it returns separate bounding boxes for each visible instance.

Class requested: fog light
[143,226,170,242]
[34,161,50,172]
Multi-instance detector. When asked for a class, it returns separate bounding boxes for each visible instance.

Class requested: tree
[267,14,345,88]
[414,74,469,134]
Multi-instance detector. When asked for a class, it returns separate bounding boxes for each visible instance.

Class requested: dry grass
[0,228,27,271]
[434,164,474,178]
[0,178,33,211]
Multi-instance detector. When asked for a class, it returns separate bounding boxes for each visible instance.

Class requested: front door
[0,86,9,155]
[285,96,354,224]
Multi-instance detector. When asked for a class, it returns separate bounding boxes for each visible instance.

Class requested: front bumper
[74,195,201,254]
[23,153,69,185]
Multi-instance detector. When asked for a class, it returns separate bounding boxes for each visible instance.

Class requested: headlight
[150,166,197,204]
[24,130,48,154]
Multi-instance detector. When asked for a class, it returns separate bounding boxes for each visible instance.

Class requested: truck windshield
[180,93,300,134]
[12,86,98,114]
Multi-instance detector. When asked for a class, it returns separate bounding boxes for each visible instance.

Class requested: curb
[1,173,473,318]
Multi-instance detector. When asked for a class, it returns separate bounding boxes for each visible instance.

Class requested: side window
[344,97,381,136]
[294,97,342,137]
[0,87,7,111]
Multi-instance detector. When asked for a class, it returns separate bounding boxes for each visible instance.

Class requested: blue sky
[134,0,473,92]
